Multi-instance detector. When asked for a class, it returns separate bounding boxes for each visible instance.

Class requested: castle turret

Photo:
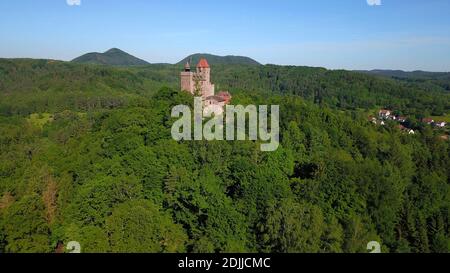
[196,58,214,98]
[197,58,210,83]
[180,61,194,94]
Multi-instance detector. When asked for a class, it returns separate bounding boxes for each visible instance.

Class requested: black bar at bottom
[0,253,445,272]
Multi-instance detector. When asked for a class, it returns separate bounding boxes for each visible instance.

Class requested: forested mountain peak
[177,53,261,66]
[71,48,150,66]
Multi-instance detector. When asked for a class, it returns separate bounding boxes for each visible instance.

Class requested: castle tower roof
[184,61,191,71]
[197,58,210,68]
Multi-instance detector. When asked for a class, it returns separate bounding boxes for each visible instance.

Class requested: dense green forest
[0,59,449,253]
[359,70,450,92]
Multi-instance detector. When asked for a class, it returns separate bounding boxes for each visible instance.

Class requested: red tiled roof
[197,58,210,68]
[206,95,226,102]
[217,91,231,98]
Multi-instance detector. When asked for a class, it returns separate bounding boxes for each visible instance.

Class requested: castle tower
[180,61,194,94]
[197,58,210,83]
[196,58,214,98]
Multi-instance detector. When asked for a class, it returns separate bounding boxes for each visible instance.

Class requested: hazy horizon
[1,0,450,72]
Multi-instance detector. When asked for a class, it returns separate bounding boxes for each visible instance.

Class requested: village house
[372,109,418,132]
[397,125,415,135]
[397,116,407,123]
[378,109,392,119]
[372,109,448,135]
[434,121,447,128]
[368,116,377,124]
[422,118,434,125]
[180,58,232,107]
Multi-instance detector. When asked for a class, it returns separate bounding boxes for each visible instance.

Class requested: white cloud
[367,0,381,6]
[67,0,81,6]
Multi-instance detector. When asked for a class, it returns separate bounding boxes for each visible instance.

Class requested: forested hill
[210,64,450,116]
[0,58,449,253]
[71,48,150,66]
[1,59,448,117]
[177,53,261,66]
[358,69,450,80]
[357,70,450,92]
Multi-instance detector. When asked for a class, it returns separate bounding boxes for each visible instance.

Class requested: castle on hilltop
[180,58,231,107]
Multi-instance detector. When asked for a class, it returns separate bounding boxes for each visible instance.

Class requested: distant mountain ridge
[357,69,450,80]
[71,48,149,66]
[177,53,261,66]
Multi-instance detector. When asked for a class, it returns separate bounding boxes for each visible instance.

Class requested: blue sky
[1,0,449,71]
